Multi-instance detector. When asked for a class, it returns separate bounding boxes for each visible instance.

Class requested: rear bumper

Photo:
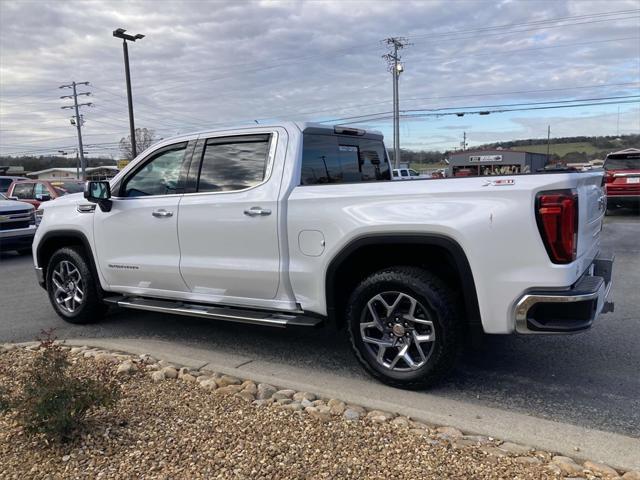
[514,254,614,334]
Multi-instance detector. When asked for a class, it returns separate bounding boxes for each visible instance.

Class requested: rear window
[0,178,13,192]
[604,156,640,170]
[300,133,390,185]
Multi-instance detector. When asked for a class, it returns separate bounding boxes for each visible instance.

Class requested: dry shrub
[3,332,119,442]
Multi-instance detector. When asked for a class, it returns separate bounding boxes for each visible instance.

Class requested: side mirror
[84,181,112,212]
[8,196,19,201]
[35,193,51,202]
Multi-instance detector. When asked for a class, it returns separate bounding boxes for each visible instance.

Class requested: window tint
[124,144,187,197]
[300,133,390,185]
[0,178,12,192]
[198,135,270,193]
[392,170,399,177]
[605,157,640,170]
[409,169,419,176]
[401,170,408,177]
[12,183,34,199]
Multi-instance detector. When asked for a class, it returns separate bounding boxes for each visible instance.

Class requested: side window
[123,144,187,197]
[34,183,49,196]
[12,183,34,199]
[392,170,399,177]
[401,170,408,177]
[300,133,391,185]
[197,135,270,193]
[409,169,419,177]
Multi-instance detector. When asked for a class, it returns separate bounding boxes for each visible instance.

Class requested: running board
[103,296,323,328]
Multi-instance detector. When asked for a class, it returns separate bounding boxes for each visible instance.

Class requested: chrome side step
[103,295,323,328]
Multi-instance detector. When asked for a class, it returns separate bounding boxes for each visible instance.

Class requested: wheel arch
[325,234,481,330]
[36,230,101,292]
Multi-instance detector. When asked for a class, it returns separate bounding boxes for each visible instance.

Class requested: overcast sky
[1,0,639,158]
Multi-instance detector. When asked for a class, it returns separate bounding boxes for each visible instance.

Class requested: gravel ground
[0,347,631,480]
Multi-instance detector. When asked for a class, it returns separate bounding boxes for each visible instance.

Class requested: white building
[27,166,119,181]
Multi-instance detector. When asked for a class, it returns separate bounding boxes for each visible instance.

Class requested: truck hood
[38,192,83,210]
[0,199,34,212]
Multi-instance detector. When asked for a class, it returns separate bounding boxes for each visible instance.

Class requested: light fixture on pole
[113,28,145,159]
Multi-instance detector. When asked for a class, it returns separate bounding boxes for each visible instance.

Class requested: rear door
[177,131,281,303]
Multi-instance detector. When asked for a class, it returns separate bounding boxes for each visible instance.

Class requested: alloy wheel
[359,291,436,372]
[51,260,85,314]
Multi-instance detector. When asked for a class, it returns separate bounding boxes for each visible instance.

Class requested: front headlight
[35,208,44,227]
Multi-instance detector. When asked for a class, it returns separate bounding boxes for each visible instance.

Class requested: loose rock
[623,472,640,480]
[150,370,165,382]
[256,383,277,400]
[216,375,241,387]
[161,367,178,379]
[551,456,584,476]
[583,461,619,478]
[293,391,316,402]
[116,360,137,375]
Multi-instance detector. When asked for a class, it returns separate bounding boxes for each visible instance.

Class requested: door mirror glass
[35,193,52,202]
[84,181,111,202]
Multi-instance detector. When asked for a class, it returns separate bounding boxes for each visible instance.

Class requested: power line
[382,37,411,167]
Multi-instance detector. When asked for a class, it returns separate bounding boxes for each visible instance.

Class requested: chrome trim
[116,297,295,328]
[77,204,96,213]
[514,289,601,334]
[34,266,44,284]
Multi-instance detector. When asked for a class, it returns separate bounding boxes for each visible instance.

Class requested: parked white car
[392,167,424,180]
[32,122,614,388]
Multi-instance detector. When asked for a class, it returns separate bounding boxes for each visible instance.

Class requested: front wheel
[46,247,107,324]
[346,266,462,389]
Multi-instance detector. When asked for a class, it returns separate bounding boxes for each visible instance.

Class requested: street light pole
[113,28,145,159]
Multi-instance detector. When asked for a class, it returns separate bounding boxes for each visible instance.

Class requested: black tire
[346,266,462,389]
[46,246,107,324]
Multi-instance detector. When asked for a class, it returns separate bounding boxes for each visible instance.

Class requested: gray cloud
[1,0,639,156]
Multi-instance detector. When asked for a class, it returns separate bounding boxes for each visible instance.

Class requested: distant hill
[477,134,639,162]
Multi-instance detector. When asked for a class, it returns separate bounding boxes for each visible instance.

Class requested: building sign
[469,155,503,163]
[117,159,130,170]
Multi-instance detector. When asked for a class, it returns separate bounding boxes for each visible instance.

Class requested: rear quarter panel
[287,171,603,333]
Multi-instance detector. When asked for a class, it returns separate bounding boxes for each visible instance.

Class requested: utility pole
[383,37,410,168]
[462,131,467,151]
[546,125,551,162]
[60,82,92,181]
[113,28,145,159]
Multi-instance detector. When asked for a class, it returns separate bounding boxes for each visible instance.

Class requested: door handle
[152,209,173,218]
[244,206,271,217]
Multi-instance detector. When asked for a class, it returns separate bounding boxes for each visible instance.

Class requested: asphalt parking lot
[1,210,638,438]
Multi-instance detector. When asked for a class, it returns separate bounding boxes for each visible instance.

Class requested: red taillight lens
[535,189,578,264]
[604,172,615,184]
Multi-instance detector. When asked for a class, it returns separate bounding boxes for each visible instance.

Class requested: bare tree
[119,128,158,160]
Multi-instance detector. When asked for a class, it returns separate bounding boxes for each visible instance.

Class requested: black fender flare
[36,229,102,292]
[325,233,481,327]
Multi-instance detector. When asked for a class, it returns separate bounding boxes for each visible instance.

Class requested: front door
[178,132,281,305]
[93,141,191,294]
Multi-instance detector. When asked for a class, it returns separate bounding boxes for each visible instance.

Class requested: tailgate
[576,172,606,259]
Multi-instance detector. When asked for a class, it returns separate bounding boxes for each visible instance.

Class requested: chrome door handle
[244,207,271,217]
[152,209,173,218]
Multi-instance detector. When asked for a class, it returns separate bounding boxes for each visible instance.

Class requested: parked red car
[604,148,640,212]
[6,179,85,208]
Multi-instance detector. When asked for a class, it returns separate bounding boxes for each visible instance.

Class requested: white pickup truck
[32,122,614,388]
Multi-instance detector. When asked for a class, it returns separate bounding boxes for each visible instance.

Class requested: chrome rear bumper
[515,254,614,334]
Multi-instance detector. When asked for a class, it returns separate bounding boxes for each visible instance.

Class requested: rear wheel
[346,266,462,389]
[46,247,107,324]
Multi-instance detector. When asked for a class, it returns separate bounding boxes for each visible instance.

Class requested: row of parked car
[0,178,84,254]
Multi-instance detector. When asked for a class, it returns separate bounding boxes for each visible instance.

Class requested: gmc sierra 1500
[32,122,614,388]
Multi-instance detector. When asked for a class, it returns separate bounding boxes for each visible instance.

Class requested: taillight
[535,189,578,264]
[604,172,615,184]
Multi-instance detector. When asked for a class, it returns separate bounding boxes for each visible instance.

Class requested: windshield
[604,157,640,170]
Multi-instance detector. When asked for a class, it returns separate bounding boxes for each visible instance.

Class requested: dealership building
[446,149,548,177]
